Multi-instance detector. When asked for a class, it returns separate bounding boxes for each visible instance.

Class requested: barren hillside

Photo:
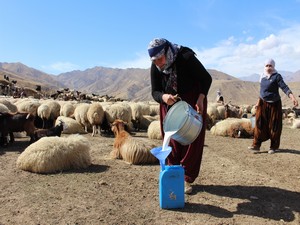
[1,62,299,106]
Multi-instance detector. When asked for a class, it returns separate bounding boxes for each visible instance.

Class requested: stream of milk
[162,131,177,151]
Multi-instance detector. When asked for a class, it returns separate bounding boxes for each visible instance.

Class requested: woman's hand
[162,94,177,105]
[293,99,299,107]
[195,94,205,114]
[289,93,299,107]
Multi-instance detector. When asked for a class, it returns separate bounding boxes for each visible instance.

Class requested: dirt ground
[0,122,299,225]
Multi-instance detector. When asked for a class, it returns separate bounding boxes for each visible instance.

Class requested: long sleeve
[150,63,164,103]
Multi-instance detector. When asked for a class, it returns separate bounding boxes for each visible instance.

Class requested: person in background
[216,90,224,104]
[148,38,212,194]
[248,59,298,154]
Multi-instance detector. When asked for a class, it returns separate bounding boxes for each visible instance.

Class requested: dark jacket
[260,72,292,102]
[150,47,212,104]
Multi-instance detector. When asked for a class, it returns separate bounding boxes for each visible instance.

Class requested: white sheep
[282,106,293,118]
[55,116,87,134]
[37,103,51,128]
[0,99,18,113]
[110,119,158,165]
[74,103,91,132]
[210,118,253,138]
[147,120,162,140]
[149,103,159,116]
[290,118,300,129]
[87,102,104,136]
[16,134,91,174]
[240,104,252,114]
[132,102,160,130]
[250,105,257,116]
[15,99,40,116]
[129,102,143,130]
[0,103,10,113]
[286,112,297,120]
[43,100,61,121]
[216,105,225,120]
[129,102,155,131]
[206,103,220,129]
[139,102,151,115]
[140,115,160,131]
[60,102,75,118]
[104,102,133,131]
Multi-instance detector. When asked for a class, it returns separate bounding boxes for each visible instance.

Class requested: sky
[1,0,300,77]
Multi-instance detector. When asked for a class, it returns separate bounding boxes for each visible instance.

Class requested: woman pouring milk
[148,38,212,194]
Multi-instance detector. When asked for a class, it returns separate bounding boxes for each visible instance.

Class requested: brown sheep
[110,119,158,165]
[224,103,243,119]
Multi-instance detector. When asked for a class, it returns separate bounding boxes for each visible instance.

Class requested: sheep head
[111,119,129,159]
[111,119,128,136]
[111,119,129,136]
[58,119,68,130]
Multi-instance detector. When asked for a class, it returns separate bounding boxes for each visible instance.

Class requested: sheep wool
[139,115,160,131]
[104,102,133,130]
[37,103,51,120]
[87,102,104,136]
[16,134,91,173]
[147,120,162,140]
[111,119,158,165]
[15,99,40,116]
[55,116,87,134]
[60,102,75,117]
[115,138,158,165]
[149,103,159,116]
[210,118,253,138]
[291,118,300,129]
[0,103,10,113]
[44,100,61,120]
[74,103,90,132]
[0,99,18,113]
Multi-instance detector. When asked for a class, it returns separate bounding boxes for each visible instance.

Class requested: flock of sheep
[0,97,162,173]
[0,96,299,174]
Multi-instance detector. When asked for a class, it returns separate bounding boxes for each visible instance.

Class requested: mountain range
[1,62,300,106]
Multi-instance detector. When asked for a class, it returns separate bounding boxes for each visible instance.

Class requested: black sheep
[0,112,36,146]
[33,120,65,142]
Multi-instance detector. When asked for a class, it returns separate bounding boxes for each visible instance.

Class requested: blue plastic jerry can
[159,165,185,209]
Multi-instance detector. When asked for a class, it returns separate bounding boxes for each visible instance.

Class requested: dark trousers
[159,90,207,183]
[252,99,282,149]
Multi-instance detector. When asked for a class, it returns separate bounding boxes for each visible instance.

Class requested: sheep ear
[111,121,119,134]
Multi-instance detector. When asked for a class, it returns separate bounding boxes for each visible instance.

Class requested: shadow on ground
[178,184,300,222]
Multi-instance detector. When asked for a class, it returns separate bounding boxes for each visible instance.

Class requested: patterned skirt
[253,98,282,149]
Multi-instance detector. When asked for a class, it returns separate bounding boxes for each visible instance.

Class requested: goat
[0,112,36,146]
[224,103,242,119]
[110,119,158,165]
[32,120,65,142]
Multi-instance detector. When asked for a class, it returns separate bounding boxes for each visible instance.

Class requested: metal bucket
[163,101,203,145]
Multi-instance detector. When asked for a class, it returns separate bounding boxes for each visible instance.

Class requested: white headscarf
[260,58,277,81]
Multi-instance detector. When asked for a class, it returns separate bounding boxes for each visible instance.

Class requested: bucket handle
[174,95,201,115]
